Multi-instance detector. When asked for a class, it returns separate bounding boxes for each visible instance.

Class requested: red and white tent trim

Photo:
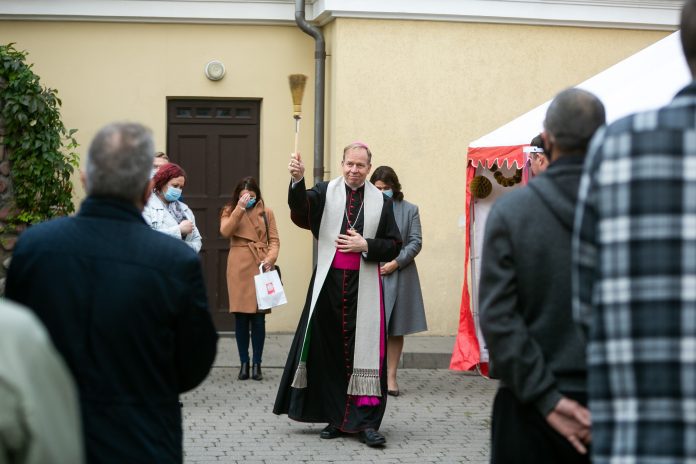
[467,145,528,170]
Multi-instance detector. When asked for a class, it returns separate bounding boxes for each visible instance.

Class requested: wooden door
[167,99,260,331]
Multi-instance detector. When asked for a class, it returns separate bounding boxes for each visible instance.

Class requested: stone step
[215,333,457,370]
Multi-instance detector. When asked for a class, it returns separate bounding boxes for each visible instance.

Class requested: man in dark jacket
[479,88,605,464]
[6,122,218,463]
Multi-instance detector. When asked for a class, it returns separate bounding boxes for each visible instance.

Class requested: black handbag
[262,211,281,280]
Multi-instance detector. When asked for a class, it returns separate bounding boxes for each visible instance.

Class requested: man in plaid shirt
[573,2,696,462]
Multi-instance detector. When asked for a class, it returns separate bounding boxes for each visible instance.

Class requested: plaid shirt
[573,80,696,464]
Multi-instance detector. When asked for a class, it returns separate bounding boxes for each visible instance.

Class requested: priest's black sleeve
[288,178,327,236]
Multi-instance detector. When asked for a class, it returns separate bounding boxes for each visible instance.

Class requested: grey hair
[85,122,154,202]
[342,142,372,163]
[544,88,606,155]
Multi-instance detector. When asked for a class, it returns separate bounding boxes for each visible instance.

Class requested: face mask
[150,168,158,179]
[383,189,393,198]
[246,198,257,209]
[164,186,182,202]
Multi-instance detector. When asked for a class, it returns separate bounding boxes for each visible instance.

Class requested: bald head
[681,0,696,76]
[544,88,605,158]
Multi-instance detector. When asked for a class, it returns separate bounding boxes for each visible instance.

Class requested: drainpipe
[295,0,326,265]
[294,0,325,187]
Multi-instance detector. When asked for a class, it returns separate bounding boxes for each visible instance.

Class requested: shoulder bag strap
[262,210,281,279]
[262,210,270,245]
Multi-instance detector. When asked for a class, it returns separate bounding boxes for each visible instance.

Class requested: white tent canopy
[452,32,692,372]
[469,31,691,152]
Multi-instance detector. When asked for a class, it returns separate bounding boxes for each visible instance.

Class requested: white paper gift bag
[254,263,287,310]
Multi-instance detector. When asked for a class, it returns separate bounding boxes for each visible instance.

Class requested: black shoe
[359,428,386,447]
[238,362,250,380]
[387,389,400,397]
[319,424,342,439]
[252,363,262,381]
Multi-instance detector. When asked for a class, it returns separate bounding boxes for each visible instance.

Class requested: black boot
[320,424,342,439]
[359,428,386,447]
[252,363,263,381]
[238,362,250,380]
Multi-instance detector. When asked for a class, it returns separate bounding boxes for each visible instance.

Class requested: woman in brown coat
[220,177,279,381]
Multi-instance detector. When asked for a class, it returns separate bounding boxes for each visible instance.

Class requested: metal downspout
[295,0,326,264]
[294,0,325,187]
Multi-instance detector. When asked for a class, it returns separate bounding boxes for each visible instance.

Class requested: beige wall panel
[326,18,669,335]
[0,21,317,331]
[0,19,672,335]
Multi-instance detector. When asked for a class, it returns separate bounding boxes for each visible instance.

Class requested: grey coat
[478,156,587,416]
[383,199,427,336]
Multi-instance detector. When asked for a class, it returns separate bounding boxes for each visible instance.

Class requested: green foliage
[0,43,79,224]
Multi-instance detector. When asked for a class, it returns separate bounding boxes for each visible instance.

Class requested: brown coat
[220,200,280,313]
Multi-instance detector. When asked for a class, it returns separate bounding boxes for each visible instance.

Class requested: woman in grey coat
[370,166,427,396]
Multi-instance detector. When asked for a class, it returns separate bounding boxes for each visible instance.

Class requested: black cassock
[273,179,402,432]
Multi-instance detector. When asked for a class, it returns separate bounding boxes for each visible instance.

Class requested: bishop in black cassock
[273,144,401,446]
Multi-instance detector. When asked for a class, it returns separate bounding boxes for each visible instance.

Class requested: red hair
[153,163,186,192]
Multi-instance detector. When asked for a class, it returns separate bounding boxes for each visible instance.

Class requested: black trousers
[490,387,590,464]
[234,313,266,364]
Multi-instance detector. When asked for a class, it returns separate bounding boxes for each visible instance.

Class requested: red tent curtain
[450,163,479,371]
[451,145,529,373]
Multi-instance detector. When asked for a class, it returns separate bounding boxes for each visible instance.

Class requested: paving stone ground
[182,335,498,463]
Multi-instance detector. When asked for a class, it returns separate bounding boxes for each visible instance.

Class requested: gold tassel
[291,361,308,389]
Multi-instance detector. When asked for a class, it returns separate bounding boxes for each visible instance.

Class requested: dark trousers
[490,387,590,464]
[235,313,265,364]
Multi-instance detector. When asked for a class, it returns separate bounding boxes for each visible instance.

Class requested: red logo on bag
[266,282,275,295]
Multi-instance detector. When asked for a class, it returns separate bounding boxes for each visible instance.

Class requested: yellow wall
[0,19,671,335]
[325,19,669,335]
[0,21,317,332]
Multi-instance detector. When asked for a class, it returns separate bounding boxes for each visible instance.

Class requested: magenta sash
[331,251,361,270]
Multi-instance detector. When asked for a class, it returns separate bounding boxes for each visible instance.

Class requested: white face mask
[150,168,158,179]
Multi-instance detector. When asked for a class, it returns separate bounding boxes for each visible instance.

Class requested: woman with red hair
[143,163,202,252]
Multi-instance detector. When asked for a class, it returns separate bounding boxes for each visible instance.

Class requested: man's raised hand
[289,152,304,182]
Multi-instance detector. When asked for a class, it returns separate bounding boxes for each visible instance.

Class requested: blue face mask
[164,186,182,202]
[383,189,394,198]
[246,198,257,209]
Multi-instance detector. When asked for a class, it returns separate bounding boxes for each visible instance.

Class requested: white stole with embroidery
[291,176,383,397]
